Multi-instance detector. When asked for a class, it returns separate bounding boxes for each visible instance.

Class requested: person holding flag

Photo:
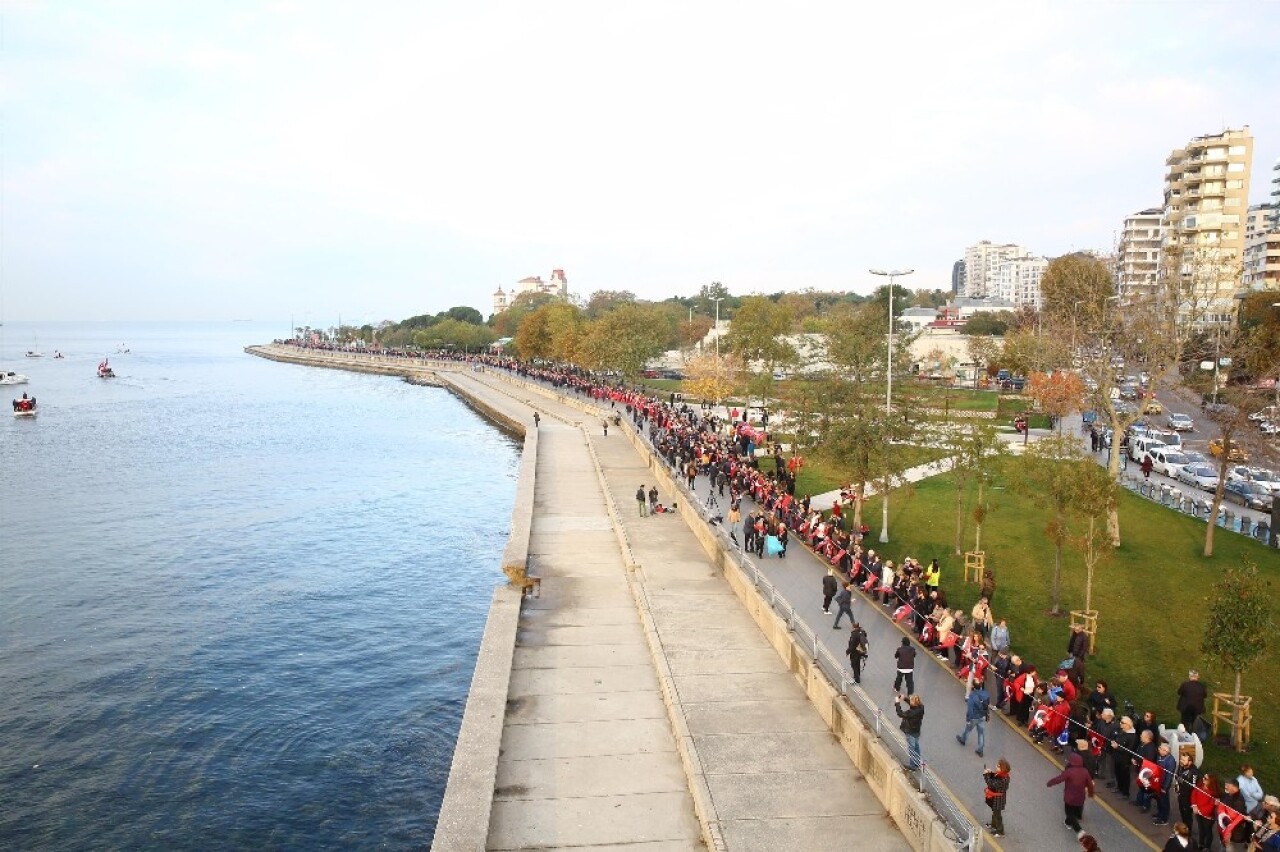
[1191,773,1220,851]
[1218,777,1252,851]
[1134,730,1160,812]
[1152,742,1177,826]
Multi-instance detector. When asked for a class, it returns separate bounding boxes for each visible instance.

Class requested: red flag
[1003,678,1013,704]
[1216,802,1245,843]
[1137,759,1164,796]
[1087,730,1105,757]
[1029,706,1048,731]
[893,604,912,622]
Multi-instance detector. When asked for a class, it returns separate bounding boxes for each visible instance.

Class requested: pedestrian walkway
[449,370,910,851]
[675,473,1158,851]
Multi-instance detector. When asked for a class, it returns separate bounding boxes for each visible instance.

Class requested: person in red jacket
[1048,753,1096,834]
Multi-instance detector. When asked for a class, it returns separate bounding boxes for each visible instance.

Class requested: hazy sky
[3,1,1278,322]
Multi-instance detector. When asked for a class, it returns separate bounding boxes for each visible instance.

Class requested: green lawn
[860,472,1280,782]
[909,384,1001,412]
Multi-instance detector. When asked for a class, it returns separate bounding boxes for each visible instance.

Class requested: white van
[1129,435,1167,463]
[1148,447,1190,478]
[1147,428,1181,448]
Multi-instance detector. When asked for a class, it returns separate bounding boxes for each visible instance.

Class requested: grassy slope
[861,473,1279,781]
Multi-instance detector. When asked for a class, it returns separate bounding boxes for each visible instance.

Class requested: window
[1227,179,1244,189]
[1225,198,1241,207]
[1229,145,1247,155]
[1228,162,1245,172]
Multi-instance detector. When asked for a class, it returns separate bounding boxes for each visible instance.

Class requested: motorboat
[97,359,116,379]
[0,370,29,385]
[54,350,65,359]
[12,394,37,417]
[25,350,43,358]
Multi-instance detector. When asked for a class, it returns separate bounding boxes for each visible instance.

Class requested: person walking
[1175,670,1207,732]
[636,485,649,517]
[602,417,609,437]
[846,622,868,684]
[956,677,992,757]
[1047,752,1095,834]
[893,637,917,695]
[822,570,838,614]
[532,411,540,428]
[896,694,925,771]
[832,583,855,629]
[982,759,1011,838]
[648,485,659,515]
[1162,822,1193,852]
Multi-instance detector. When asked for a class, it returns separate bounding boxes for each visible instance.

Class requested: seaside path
[447,368,910,851]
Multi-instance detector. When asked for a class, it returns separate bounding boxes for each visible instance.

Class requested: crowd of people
[289,346,1273,851]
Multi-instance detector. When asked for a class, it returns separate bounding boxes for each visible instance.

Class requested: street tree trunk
[1204,466,1229,558]
[954,488,966,555]
[974,480,986,553]
[853,481,865,529]
[1106,448,1122,547]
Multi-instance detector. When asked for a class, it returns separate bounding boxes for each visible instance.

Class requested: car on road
[1143,399,1164,415]
[1177,463,1219,491]
[1224,480,1274,512]
[1208,438,1249,462]
[1249,405,1278,423]
[1243,468,1280,496]
[1148,448,1191,478]
[1167,412,1195,432]
[1180,450,1211,468]
[1259,420,1279,436]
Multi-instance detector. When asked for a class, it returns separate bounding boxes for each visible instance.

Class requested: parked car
[1129,436,1168,463]
[1167,412,1195,432]
[1248,405,1278,423]
[1208,438,1249,462]
[1177,463,1219,491]
[1113,400,1138,415]
[1148,428,1181,448]
[1148,448,1191,479]
[1181,450,1211,467]
[1224,480,1273,512]
[1259,420,1278,436]
[1143,399,1164,415]
[1244,468,1279,496]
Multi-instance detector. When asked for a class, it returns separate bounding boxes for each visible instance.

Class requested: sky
[2,0,1278,323]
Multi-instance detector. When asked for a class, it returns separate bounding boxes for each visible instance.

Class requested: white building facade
[493,268,570,314]
[963,241,1032,298]
[1116,208,1165,297]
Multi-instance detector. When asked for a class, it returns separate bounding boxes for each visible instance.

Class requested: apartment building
[1161,127,1253,322]
[951,259,966,296]
[990,255,1050,310]
[492,268,570,314]
[1116,208,1165,297]
[1243,203,1280,290]
[963,241,1031,298]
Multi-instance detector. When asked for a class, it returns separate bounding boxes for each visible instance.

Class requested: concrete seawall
[247,346,939,851]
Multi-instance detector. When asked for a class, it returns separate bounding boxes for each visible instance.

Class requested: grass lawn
[909,384,1000,412]
[859,472,1280,782]
[758,445,949,498]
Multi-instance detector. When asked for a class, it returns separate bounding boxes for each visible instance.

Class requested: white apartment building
[963,241,1032,298]
[990,255,1049,310]
[1116,208,1165,297]
[1162,127,1253,323]
[1243,203,1280,290]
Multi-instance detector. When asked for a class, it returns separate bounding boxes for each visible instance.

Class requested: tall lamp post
[870,268,914,544]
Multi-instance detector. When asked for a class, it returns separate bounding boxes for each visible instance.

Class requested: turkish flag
[1003,679,1013,704]
[1137,759,1164,796]
[1029,706,1048,731]
[1216,802,1245,842]
[1087,731,1106,757]
[893,604,912,623]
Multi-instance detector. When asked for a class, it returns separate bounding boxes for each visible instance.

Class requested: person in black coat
[822,571,838,614]
[846,623,868,684]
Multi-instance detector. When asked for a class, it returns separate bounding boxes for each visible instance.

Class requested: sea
[0,322,520,850]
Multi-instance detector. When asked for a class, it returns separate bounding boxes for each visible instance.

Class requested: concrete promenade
[447,368,910,852]
[246,347,915,851]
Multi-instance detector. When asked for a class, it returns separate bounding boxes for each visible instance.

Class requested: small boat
[54,351,65,359]
[12,394,37,417]
[0,370,29,385]
[97,359,116,379]
[25,350,43,358]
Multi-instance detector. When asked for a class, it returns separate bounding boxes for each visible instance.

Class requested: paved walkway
[673,469,1158,851]
[449,370,909,851]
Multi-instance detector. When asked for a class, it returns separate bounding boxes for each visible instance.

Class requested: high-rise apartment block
[1116,208,1165,297]
[1243,203,1280,290]
[1161,127,1253,321]
[991,255,1050,310]
[951,260,966,296]
[963,241,1030,299]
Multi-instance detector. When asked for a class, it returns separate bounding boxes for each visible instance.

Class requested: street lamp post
[870,268,915,544]
[711,296,725,406]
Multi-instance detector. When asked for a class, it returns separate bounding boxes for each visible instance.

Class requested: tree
[1040,252,1113,343]
[998,328,1064,377]
[966,335,1000,388]
[444,305,484,325]
[1026,371,1085,432]
[724,295,796,406]
[944,422,1006,555]
[1009,436,1093,616]
[577,303,671,379]
[1202,561,1274,751]
[961,311,1014,337]
[682,350,740,404]
[585,290,637,318]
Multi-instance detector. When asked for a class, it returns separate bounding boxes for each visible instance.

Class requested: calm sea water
[0,322,519,850]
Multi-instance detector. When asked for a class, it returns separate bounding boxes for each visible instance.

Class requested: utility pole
[870,268,915,544]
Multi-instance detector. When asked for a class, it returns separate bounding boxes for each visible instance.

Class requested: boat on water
[12,393,37,417]
[116,344,131,354]
[98,359,116,379]
[25,350,43,358]
[1,370,29,385]
[54,350,65,359]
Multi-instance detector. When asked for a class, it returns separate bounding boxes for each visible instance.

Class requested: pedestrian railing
[1122,474,1275,544]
